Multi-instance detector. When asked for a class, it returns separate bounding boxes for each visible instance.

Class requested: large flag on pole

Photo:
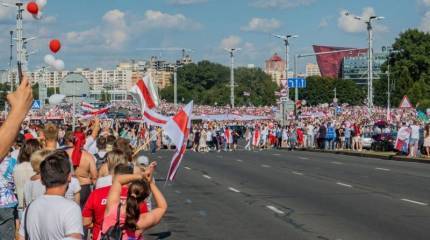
[142,108,169,127]
[130,75,160,110]
[163,101,193,181]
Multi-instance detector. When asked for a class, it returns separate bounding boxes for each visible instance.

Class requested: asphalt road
[144,149,430,240]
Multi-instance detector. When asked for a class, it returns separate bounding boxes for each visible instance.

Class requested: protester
[19,150,83,240]
[101,162,167,239]
[13,139,41,222]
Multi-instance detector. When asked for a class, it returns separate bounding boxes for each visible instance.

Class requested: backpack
[100,204,123,240]
[95,152,107,171]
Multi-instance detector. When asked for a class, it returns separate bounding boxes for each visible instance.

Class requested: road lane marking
[228,187,241,193]
[292,171,304,175]
[236,159,243,162]
[184,167,191,170]
[273,153,281,156]
[375,167,391,171]
[266,205,285,215]
[261,164,271,168]
[299,157,309,160]
[331,161,343,165]
[337,182,353,188]
[202,174,212,179]
[401,199,428,206]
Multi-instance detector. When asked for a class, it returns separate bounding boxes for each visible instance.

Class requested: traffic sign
[288,78,307,88]
[31,100,41,110]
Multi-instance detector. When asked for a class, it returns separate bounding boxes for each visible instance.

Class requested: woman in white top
[13,139,40,219]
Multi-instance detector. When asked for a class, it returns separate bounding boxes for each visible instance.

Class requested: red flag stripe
[137,79,156,109]
[143,111,168,125]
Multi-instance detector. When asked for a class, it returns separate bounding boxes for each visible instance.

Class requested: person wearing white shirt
[19,151,83,240]
[409,121,421,158]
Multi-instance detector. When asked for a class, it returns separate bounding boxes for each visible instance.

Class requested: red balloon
[49,39,61,53]
[26,2,39,15]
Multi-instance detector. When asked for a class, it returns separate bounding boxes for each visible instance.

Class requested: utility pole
[273,34,298,101]
[345,12,384,110]
[9,30,13,93]
[225,48,240,108]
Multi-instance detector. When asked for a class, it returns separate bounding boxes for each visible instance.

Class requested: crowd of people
[0,77,168,240]
[1,76,430,239]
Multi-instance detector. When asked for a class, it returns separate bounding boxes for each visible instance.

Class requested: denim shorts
[409,138,418,145]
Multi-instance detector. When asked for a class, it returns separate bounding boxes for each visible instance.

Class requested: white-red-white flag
[163,101,193,181]
[81,102,111,116]
[224,127,233,144]
[142,108,169,127]
[130,75,160,110]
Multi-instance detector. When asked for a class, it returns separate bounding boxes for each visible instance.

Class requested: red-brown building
[312,45,367,78]
[265,53,286,86]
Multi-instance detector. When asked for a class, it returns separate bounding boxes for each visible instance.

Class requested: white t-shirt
[95,175,113,189]
[65,177,81,201]
[410,125,420,139]
[19,195,83,240]
[24,179,45,207]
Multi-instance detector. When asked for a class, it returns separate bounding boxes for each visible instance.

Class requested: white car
[361,133,374,149]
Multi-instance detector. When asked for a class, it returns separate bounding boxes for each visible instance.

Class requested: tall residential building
[305,63,321,77]
[265,53,286,86]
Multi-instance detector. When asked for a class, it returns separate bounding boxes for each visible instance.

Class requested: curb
[296,149,430,164]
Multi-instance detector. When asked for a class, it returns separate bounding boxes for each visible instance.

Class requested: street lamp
[345,12,384,110]
[225,48,241,108]
[273,34,298,100]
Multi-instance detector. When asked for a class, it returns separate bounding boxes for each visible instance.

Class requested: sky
[0,0,429,71]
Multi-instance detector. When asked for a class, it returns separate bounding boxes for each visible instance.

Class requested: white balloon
[36,0,47,9]
[32,11,43,20]
[44,54,55,66]
[53,59,65,71]
[48,94,65,105]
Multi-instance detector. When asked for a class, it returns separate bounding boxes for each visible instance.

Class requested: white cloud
[220,35,242,49]
[422,0,430,7]
[337,7,388,33]
[169,0,208,5]
[65,9,129,50]
[251,0,316,9]
[139,10,201,30]
[102,10,128,49]
[420,11,430,32]
[241,18,281,32]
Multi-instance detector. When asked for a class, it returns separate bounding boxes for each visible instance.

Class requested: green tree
[382,29,430,106]
[299,76,365,105]
[160,61,277,106]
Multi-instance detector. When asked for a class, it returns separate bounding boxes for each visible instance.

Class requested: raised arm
[136,162,167,230]
[91,118,100,140]
[0,76,33,161]
[105,174,142,214]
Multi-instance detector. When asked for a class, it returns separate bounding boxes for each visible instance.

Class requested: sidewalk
[300,148,430,164]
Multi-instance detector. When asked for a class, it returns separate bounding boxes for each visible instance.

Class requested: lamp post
[346,12,384,110]
[273,34,298,100]
[225,48,241,108]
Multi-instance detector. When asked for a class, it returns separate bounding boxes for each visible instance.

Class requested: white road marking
[228,187,241,193]
[292,171,304,175]
[184,167,191,170]
[266,205,285,215]
[299,157,309,160]
[236,159,243,162]
[337,182,353,188]
[202,174,212,179]
[273,153,281,156]
[401,199,428,206]
[331,161,343,165]
[375,167,391,171]
[261,164,271,168]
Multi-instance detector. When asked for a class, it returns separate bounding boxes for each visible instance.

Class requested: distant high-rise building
[265,53,286,86]
[305,63,321,77]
